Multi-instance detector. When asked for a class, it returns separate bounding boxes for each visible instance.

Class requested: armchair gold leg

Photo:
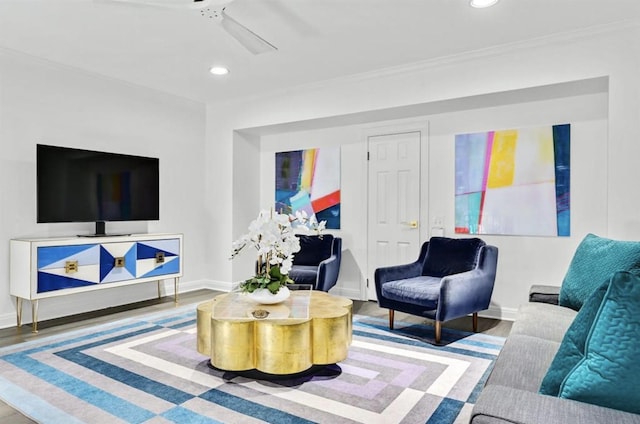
[389,310,394,330]
[435,321,442,344]
[473,312,478,332]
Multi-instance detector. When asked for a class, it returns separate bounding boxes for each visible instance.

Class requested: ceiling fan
[103,0,278,55]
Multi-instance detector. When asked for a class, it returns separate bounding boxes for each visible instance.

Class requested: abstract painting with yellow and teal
[455,124,570,236]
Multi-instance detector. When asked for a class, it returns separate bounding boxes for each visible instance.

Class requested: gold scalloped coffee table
[197,290,352,375]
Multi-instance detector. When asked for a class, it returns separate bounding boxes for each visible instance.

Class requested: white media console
[10,233,183,332]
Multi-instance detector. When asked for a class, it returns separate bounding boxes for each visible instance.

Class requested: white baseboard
[329,286,362,300]
[0,312,17,331]
[0,280,520,330]
[195,280,521,322]
[0,278,229,330]
[160,278,230,295]
[479,305,518,322]
[197,280,234,293]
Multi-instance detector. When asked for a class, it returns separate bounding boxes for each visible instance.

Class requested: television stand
[76,221,131,237]
[95,221,107,236]
[10,233,183,333]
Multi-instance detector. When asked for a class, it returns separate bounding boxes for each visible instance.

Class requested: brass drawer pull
[65,260,78,274]
[155,252,165,264]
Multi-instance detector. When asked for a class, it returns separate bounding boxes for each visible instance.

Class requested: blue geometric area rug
[0,304,504,424]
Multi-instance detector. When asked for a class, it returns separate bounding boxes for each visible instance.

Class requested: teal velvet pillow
[558,271,640,414]
[539,278,609,396]
[559,233,640,311]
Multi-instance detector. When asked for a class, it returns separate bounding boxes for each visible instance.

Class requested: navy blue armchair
[289,235,342,292]
[374,236,498,344]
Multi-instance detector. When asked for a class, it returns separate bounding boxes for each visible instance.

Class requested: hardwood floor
[0,289,512,423]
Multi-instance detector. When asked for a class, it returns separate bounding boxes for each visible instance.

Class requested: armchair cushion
[293,235,334,266]
[287,265,318,286]
[422,237,485,277]
[380,276,441,309]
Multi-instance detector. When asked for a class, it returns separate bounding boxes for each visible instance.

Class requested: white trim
[0,313,17,330]
[162,278,231,294]
[479,305,518,322]
[0,278,225,329]
[214,20,639,106]
[0,279,519,329]
[329,286,361,299]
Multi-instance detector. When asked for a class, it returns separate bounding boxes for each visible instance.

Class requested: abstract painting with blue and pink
[275,147,341,229]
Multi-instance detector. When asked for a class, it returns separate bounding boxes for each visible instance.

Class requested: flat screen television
[37,144,159,236]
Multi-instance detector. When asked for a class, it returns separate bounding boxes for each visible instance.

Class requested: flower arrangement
[231,209,326,294]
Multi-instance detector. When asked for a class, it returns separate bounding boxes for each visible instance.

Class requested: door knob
[401,221,419,229]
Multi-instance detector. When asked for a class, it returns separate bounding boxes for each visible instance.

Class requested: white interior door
[367,131,421,300]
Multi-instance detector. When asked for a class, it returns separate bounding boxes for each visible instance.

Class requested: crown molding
[331,19,640,85]
[219,18,639,106]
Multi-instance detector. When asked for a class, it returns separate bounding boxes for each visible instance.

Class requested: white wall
[0,51,208,328]
[1,23,635,327]
[426,96,608,317]
[257,92,607,315]
[207,24,640,319]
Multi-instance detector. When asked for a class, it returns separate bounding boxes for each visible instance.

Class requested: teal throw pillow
[559,233,640,310]
[558,271,640,414]
[539,278,609,396]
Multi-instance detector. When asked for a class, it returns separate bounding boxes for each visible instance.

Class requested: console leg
[31,300,39,333]
[157,280,162,299]
[174,277,179,304]
[16,298,23,327]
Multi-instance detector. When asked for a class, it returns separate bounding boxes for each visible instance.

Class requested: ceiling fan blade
[220,9,277,55]
[99,0,276,55]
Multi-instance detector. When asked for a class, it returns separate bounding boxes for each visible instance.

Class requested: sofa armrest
[315,254,340,292]
[529,285,560,305]
[472,385,640,424]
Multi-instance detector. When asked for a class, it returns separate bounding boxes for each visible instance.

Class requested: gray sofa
[471,285,640,424]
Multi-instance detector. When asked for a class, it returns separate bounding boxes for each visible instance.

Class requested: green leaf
[266,280,282,294]
[269,266,283,279]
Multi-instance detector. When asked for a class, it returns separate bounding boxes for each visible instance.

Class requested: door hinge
[367,151,370,161]
[366,278,369,288]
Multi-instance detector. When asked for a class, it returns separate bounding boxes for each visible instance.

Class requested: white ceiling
[1,0,639,103]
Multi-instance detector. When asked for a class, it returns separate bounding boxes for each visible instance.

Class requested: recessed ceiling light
[470,0,499,8]
[209,66,230,76]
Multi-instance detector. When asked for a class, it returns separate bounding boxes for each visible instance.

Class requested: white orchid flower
[230,207,326,293]
[280,258,293,274]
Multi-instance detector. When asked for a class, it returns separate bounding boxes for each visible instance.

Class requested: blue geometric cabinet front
[37,244,100,293]
[37,239,181,293]
[136,239,180,278]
